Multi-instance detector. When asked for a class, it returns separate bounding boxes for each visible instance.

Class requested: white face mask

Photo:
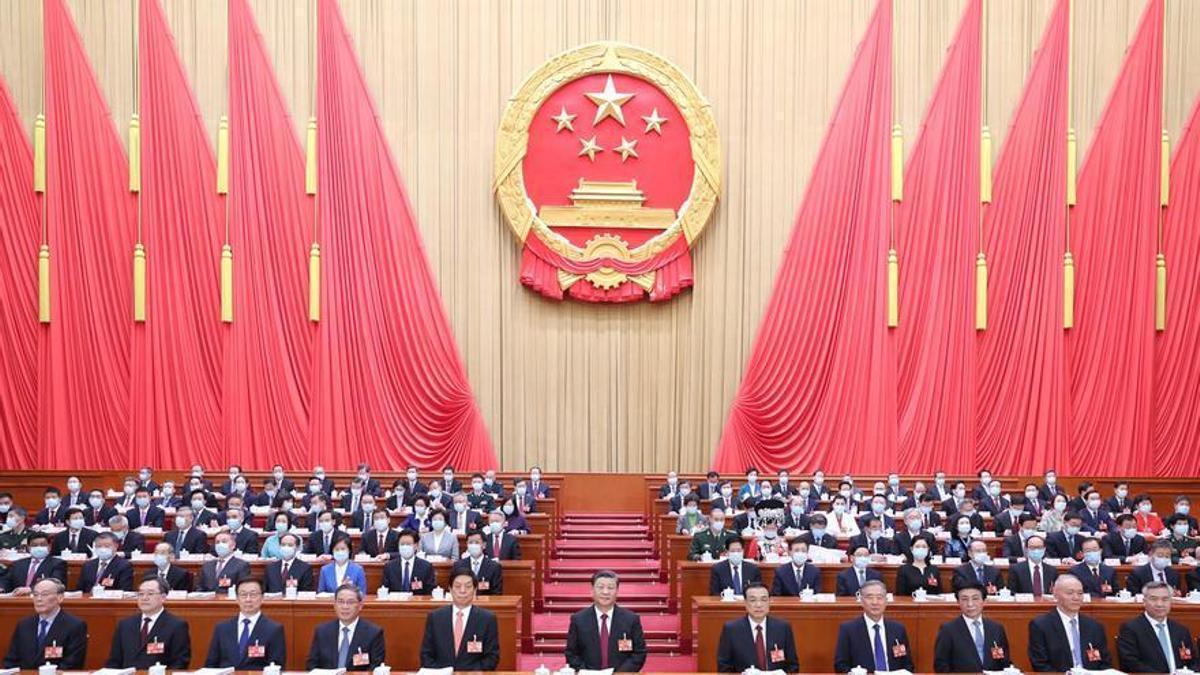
[374,519,390,532]
[398,544,415,559]
[67,481,81,492]
[279,545,297,560]
[333,549,349,563]
[791,551,808,566]
[467,542,483,558]
[728,551,744,565]
[89,497,104,509]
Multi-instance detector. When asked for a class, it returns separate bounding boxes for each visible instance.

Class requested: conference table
[0,596,522,671]
[675,559,1196,650]
[694,595,1200,672]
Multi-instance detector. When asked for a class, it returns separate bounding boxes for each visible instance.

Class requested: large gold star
[584,75,635,127]
[614,136,639,162]
[578,136,603,162]
[551,106,576,133]
[642,108,668,135]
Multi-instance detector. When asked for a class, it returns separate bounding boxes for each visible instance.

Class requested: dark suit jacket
[833,617,915,672]
[3,610,88,668]
[1069,562,1118,596]
[205,614,287,670]
[76,556,134,592]
[127,506,165,529]
[360,528,400,558]
[1125,563,1181,594]
[51,527,96,555]
[895,564,943,596]
[952,563,1005,593]
[304,528,352,556]
[263,559,315,593]
[1080,508,1117,533]
[230,527,260,554]
[709,559,762,595]
[1106,496,1133,515]
[451,557,504,594]
[143,564,193,592]
[1117,614,1198,673]
[835,567,884,597]
[35,505,65,525]
[933,616,1011,672]
[894,530,937,557]
[1006,561,1058,595]
[1046,531,1087,560]
[1001,534,1028,559]
[1027,609,1111,671]
[483,532,521,560]
[848,534,897,556]
[105,610,192,669]
[164,527,209,555]
[84,504,118,527]
[382,556,436,594]
[796,532,839,549]
[771,563,822,596]
[3,556,67,592]
[306,618,386,670]
[1102,532,1147,561]
[564,605,647,672]
[1039,483,1067,503]
[197,556,252,592]
[717,616,799,672]
[420,604,500,670]
[116,531,147,556]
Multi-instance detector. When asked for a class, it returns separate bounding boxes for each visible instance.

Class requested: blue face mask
[1027,548,1045,563]
[810,528,826,540]
[333,549,349,563]
[1083,550,1102,565]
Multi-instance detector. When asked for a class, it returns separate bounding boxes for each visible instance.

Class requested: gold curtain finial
[133,243,147,322]
[38,245,51,323]
[886,248,899,328]
[305,117,318,195]
[308,243,321,322]
[976,252,989,330]
[1063,251,1075,329]
[1156,253,1167,331]
[128,114,141,193]
[216,115,230,195]
[33,114,46,193]
[220,244,234,323]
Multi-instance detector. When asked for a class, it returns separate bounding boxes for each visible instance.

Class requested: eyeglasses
[136,591,163,599]
[334,598,360,606]
[237,591,263,599]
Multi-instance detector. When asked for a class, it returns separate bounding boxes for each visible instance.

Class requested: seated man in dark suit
[1027,575,1111,671]
[1117,581,1198,672]
[420,570,500,671]
[1102,513,1147,562]
[1126,540,1182,595]
[452,531,503,594]
[360,509,399,560]
[205,578,287,670]
[833,579,915,672]
[1046,512,1088,561]
[51,508,96,555]
[992,496,1028,536]
[797,512,838,549]
[1079,489,1117,533]
[466,474,497,512]
[836,546,884,597]
[382,529,436,594]
[84,490,117,527]
[771,539,822,596]
[482,511,521,561]
[197,532,252,592]
[348,493,379,530]
[76,532,134,593]
[952,540,1004,594]
[710,539,762,595]
[224,509,260,554]
[1069,537,1118,596]
[716,583,799,672]
[306,583,386,670]
[306,510,353,557]
[895,508,938,557]
[264,534,315,593]
[564,570,647,672]
[105,577,191,668]
[144,542,193,592]
[127,487,165,529]
[107,514,147,556]
[848,515,897,557]
[1001,513,1040,560]
[35,488,65,525]
[165,505,209,555]
[933,582,1012,672]
[2,578,88,669]
[1006,535,1058,598]
[3,533,67,595]
[661,470,682,500]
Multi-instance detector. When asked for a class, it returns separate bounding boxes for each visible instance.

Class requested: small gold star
[551,106,576,133]
[584,75,635,127]
[578,136,603,162]
[614,136,639,162]
[642,108,668,135]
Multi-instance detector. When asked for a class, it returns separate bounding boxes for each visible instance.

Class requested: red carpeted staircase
[520,512,697,671]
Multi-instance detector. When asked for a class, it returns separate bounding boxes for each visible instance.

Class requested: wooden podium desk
[0,596,521,671]
[694,595,1200,673]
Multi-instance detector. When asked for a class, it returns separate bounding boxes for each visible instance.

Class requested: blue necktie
[1070,617,1083,667]
[37,619,49,648]
[972,620,985,665]
[238,618,251,655]
[338,626,351,668]
[401,561,411,592]
[872,623,888,671]
[732,565,742,594]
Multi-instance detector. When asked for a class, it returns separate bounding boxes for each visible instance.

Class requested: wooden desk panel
[694,596,1200,673]
[0,597,521,671]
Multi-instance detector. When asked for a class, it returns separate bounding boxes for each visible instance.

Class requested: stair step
[532,638,682,653]
[549,559,661,570]
[556,540,654,551]
[542,599,670,613]
[554,549,655,560]
[548,571,660,583]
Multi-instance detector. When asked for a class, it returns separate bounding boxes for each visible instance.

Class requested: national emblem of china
[493,42,721,303]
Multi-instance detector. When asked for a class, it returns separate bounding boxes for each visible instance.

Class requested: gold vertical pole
[976,0,991,331]
[131,0,146,323]
[1063,0,1075,329]
[307,0,320,323]
[1155,2,1168,331]
[886,0,900,329]
[35,111,50,323]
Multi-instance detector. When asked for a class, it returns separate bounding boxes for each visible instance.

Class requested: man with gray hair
[2,577,88,668]
[565,570,647,672]
[306,583,386,670]
[106,577,191,668]
[833,579,915,672]
[1116,580,1199,672]
[107,513,147,556]
[1028,574,1111,671]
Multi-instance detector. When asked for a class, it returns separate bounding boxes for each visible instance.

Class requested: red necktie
[755,624,767,669]
[140,617,151,646]
[599,613,610,669]
[494,534,502,556]
[1032,564,1043,599]
[26,560,40,587]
